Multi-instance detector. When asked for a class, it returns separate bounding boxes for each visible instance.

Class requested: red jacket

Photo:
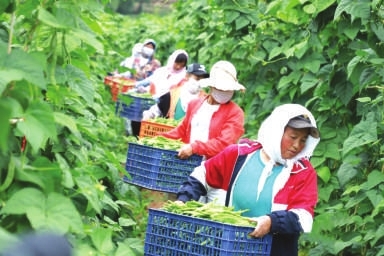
[161,96,244,159]
[204,141,318,217]
[177,140,318,256]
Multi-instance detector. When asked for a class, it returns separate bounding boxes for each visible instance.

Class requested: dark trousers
[131,121,141,137]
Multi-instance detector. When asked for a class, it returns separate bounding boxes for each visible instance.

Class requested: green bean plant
[0,1,148,255]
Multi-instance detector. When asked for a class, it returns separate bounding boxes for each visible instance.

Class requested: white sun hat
[198,60,245,91]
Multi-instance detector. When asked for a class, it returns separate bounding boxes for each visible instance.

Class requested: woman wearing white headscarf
[176,103,320,256]
[128,49,188,137]
[144,49,188,98]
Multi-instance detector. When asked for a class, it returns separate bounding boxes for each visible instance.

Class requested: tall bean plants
[169,0,384,255]
[1,0,383,255]
[0,1,146,255]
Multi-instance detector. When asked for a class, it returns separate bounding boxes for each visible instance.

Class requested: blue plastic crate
[115,94,155,121]
[144,209,272,256]
[123,143,203,193]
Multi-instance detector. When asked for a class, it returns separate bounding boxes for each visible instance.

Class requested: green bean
[162,200,254,227]
[138,136,183,150]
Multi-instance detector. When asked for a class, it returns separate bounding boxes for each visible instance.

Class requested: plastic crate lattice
[124,143,202,193]
[104,76,135,101]
[139,120,176,138]
[116,94,155,121]
[144,208,272,256]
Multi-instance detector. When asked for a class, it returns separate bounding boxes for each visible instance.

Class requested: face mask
[211,87,234,104]
[142,47,154,57]
[184,78,199,94]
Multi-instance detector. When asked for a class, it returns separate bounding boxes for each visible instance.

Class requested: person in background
[175,103,321,256]
[160,60,245,160]
[116,39,161,137]
[135,38,161,79]
[112,38,160,81]
[130,49,188,137]
[116,42,144,79]
[135,49,188,98]
[142,63,209,121]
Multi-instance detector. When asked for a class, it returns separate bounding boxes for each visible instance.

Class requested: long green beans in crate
[123,137,203,193]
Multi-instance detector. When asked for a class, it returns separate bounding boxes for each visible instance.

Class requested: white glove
[142,105,162,121]
[142,110,154,121]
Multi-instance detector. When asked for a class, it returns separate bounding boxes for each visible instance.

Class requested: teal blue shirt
[232,150,283,217]
[173,98,185,120]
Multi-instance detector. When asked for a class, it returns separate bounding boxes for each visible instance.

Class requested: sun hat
[198,60,245,91]
[287,115,320,138]
[186,63,209,78]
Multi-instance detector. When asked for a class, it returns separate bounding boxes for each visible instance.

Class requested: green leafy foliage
[0,0,383,255]
[16,101,57,153]
[0,1,147,255]
[2,188,83,233]
[169,0,383,255]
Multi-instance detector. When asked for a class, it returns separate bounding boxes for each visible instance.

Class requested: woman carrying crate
[128,49,188,137]
[110,39,160,137]
[175,103,321,256]
[160,60,245,160]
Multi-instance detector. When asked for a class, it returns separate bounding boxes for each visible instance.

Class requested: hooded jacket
[177,103,320,256]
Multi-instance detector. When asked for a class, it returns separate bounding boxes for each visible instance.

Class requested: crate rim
[120,92,154,100]
[128,142,180,156]
[147,208,260,230]
[127,142,203,161]
[141,119,176,127]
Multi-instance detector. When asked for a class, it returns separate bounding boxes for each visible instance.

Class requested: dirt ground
[141,188,177,209]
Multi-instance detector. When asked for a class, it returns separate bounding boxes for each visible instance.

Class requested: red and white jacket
[161,96,244,159]
[177,140,318,256]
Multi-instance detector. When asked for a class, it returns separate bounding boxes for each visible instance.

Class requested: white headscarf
[165,49,188,72]
[249,104,320,210]
[257,103,320,166]
[149,49,188,98]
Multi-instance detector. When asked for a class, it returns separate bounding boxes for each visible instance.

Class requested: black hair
[174,53,188,65]
[145,42,156,49]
